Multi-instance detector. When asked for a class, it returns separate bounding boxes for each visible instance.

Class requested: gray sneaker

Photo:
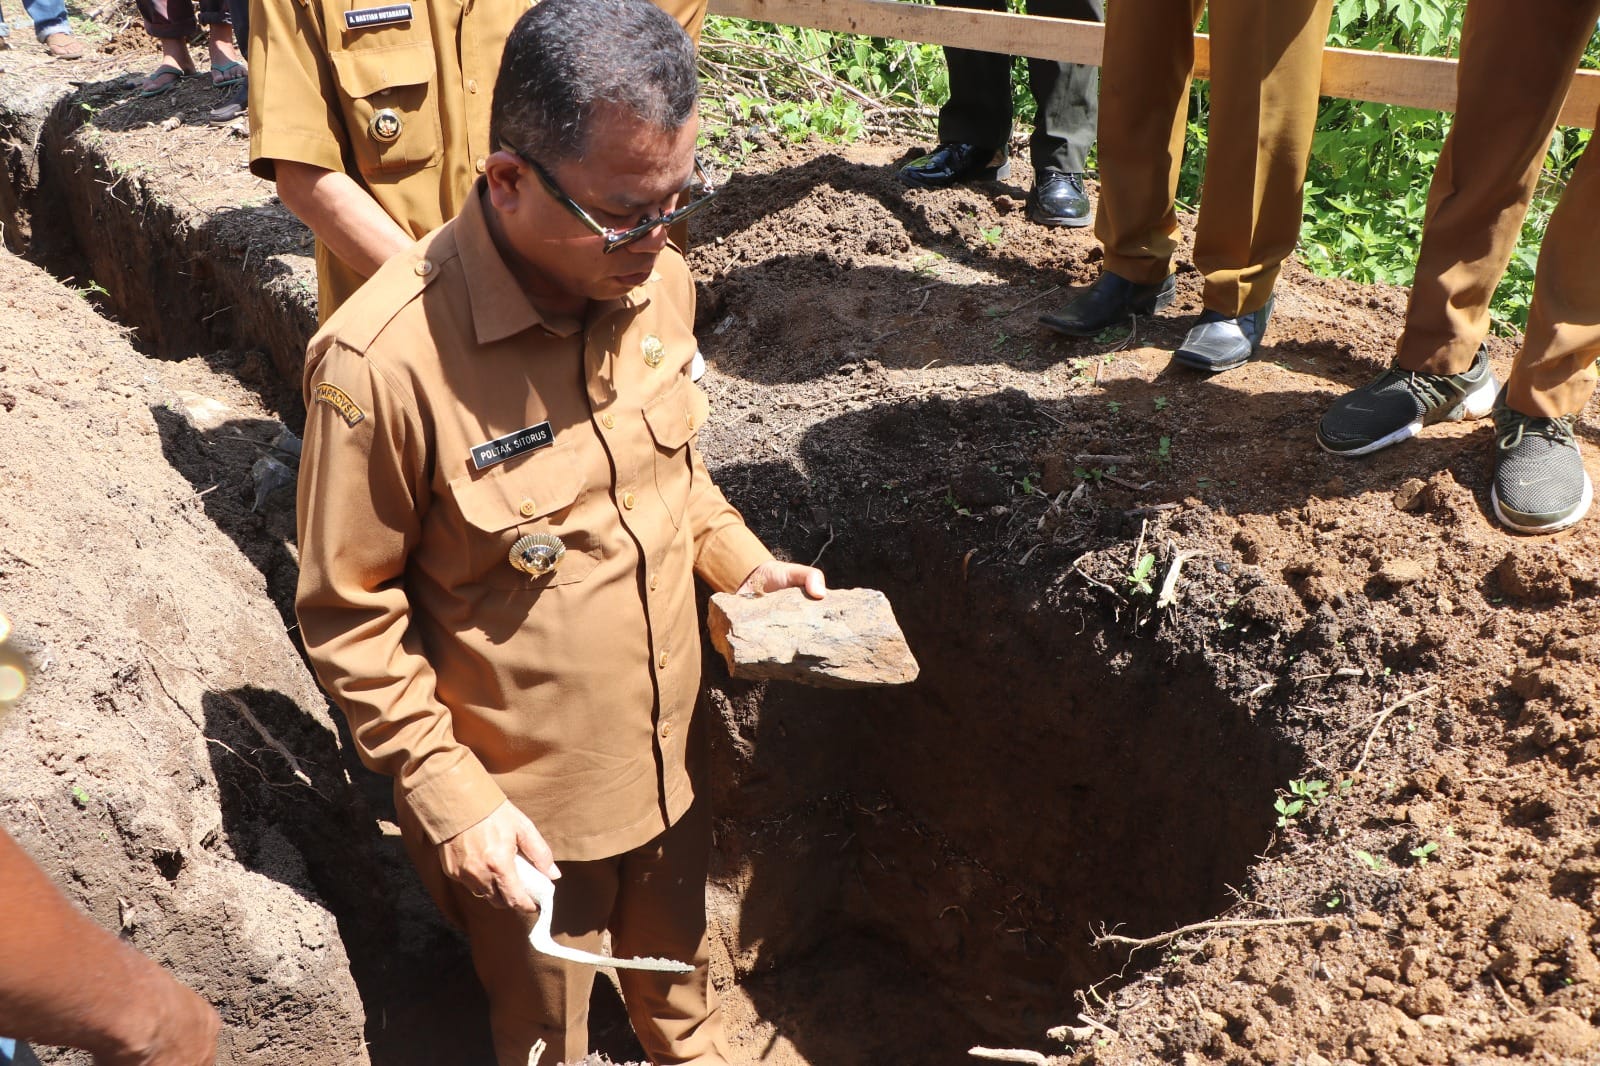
[1317,344,1498,456]
[1491,399,1592,533]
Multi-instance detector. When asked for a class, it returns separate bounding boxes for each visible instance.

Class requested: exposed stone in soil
[5,34,1600,1066]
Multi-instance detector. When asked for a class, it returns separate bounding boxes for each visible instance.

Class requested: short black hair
[490,0,698,165]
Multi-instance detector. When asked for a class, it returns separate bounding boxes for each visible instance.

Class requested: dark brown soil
[4,38,1600,1066]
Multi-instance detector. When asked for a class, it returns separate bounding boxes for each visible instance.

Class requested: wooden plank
[707,0,1600,130]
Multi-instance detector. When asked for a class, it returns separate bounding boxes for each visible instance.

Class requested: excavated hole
[700,521,1300,1062]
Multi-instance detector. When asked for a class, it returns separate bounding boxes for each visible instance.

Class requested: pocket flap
[450,446,583,533]
[643,379,709,452]
[328,42,434,98]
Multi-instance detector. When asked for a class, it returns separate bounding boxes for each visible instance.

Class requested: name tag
[344,3,412,29]
[471,422,553,471]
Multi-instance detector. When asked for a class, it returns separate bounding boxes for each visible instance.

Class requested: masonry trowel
[513,855,694,973]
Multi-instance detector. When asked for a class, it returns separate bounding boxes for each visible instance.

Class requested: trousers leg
[1504,128,1600,417]
[650,0,706,43]
[1397,0,1600,377]
[399,810,616,1066]
[1194,0,1334,316]
[1024,0,1103,175]
[1095,0,1205,286]
[134,0,197,38]
[611,801,730,1065]
[933,0,1015,152]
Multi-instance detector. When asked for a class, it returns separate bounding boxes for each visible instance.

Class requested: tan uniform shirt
[248,0,709,321]
[294,185,772,860]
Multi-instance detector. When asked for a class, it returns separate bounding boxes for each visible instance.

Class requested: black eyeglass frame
[502,143,720,254]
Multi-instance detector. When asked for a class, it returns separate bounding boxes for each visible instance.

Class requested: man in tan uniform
[294,2,823,1061]
[1040,0,1335,372]
[1317,0,1598,533]
[247,0,706,321]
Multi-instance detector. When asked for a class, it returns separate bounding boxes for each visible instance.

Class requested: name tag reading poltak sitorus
[471,422,553,471]
[345,3,412,29]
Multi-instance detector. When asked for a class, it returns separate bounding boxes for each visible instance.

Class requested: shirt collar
[455,181,661,346]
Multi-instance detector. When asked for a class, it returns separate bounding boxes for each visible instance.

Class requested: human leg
[1319,0,1599,456]
[134,0,197,91]
[1398,0,1600,377]
[1020,0,1101,226]
[900,0,1014,186]
[1093,0,1202,286]
[610,801,729,1065]
[1191,0,1333,318]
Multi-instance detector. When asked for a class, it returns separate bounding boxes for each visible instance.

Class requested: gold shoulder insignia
[314,382,367,427]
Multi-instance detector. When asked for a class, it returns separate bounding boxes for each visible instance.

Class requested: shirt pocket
[641,376,708,531]
[327,41,442,176]
[446,445,600,590]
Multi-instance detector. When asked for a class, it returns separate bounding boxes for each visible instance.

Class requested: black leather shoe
[1039,271,1176,337]
[1172,298,1274,372]
[898,143,1010,188]
[1028,170,1091,228]
[208,78,247,124]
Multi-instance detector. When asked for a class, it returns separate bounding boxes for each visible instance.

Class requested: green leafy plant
[1355,849,1386,872]
[1275,778,1333,827]
[1155,436,1172,464]
[70,785,91,809]
[1153,396,1170,412]
[1409,841,1439,866]
[1126,552,1157,596]
[979,225,1003,247]
[942,488,971,517]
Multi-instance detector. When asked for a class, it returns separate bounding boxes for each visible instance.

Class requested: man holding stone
[293,1,824,1061]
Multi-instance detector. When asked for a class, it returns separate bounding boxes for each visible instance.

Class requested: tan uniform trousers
[1095,0,1334,317]
[1396,0,1600,419]
[402,800,730,1066]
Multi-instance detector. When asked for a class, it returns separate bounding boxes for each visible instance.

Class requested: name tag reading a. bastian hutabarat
[471,421,554,471]
[344,3,413,29]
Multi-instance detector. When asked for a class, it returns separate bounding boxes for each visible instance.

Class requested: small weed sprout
[1156,436,1172,464]
[942,488,971,517]
[1355,850,1386,872]
[979,226,1003,247]
[1153,395,1170,412]
[1126,553,1157,595]
[1410,841,1439,866]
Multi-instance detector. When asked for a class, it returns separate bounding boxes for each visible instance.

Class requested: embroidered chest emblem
[641,334,665,369]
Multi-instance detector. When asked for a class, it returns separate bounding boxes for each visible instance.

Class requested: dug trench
[0,55,1300,1064]
[8,41,1600,1066]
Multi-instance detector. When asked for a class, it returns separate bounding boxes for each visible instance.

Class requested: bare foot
[206,24,245,85]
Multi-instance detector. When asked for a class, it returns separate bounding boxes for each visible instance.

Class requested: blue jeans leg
[21,0,69,39]
[0,1038,43,1066]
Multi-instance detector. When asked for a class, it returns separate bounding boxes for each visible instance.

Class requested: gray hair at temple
[490,0,698,166]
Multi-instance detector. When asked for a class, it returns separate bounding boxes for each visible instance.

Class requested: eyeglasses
[502,143,720,254]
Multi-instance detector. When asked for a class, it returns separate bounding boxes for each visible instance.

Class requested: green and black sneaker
[1317,344,1498,456]
[1490,398,1592,534]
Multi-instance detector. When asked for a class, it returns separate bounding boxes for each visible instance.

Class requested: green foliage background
[700,0,1599,333]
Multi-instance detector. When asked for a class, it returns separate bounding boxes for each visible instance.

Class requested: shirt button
[685,412,694,429]
[658,651,669,669]
[467,78,479,93]
[518,499,536,517]
[622,491,636,510]
[413,259,434,276]
[475,157,486,174]
[660,719,673,739]
[601,412,615,429]
[649,574,659,592]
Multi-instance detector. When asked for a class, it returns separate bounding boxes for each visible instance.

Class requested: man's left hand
[737,562,826,599]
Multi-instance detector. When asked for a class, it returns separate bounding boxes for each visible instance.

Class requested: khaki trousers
[1396,0,1600,418]
[653,0,706,41]
[403,800,730,1066]
[1095,0,1334,316]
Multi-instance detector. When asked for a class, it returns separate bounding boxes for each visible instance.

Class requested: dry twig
[1093,915,1323,951]
[1352,684,1439,776]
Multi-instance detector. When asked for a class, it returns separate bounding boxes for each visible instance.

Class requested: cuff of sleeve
[696,524,774,594]
[250,128,349,183]
[401,753,507,845]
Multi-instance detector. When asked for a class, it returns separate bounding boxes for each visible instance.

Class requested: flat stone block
[707,587,920,689]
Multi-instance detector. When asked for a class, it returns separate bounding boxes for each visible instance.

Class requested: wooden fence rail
[707,0,1600,130]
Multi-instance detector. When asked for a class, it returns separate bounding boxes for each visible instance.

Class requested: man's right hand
[99,973,220,1066]
[437,800,559,915]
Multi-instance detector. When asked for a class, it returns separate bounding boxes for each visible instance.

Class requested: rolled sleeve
[248,0,349,182]
[295,340,506,844]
